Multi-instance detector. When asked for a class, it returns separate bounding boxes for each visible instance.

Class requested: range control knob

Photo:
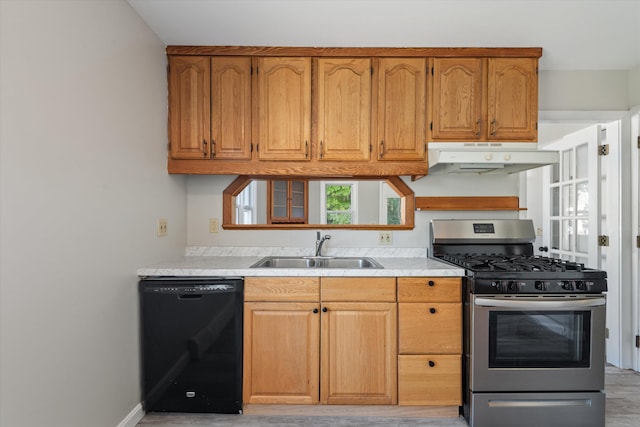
[534,281,545,291]
[575,281,586,290]
[507,281,518,292]
[561,281,574,291]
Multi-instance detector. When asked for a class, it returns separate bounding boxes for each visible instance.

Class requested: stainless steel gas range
[430,219,608,427]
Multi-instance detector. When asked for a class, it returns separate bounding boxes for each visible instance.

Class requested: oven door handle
[474,297,606,309]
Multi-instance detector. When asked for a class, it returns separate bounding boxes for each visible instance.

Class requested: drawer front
[397,277,461,302]
[245,277,320,302]
[399,303,462,354]
[398,354,462,406]
[321,277,396,302]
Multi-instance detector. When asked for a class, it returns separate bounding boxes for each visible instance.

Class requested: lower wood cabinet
[397,277,462,406]
[398,355,462,405]
[243,276,461,408]
[321,301,397,405]
[243,276,396,405]
[243,301,320,404]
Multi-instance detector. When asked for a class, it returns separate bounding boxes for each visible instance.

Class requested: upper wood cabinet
[168,56,211,159]
[168,56,252,160]
[256,57,312,161]
[431,57,538,142]
[487,58,538,140]
[316,58,372,161]
[166,46,541,176]
[211,57,252,159]
[376,58,428,161]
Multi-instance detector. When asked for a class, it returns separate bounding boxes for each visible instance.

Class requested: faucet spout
[315,232,332,257]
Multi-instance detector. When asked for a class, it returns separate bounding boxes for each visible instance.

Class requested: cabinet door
[487,58,538,141]
[376,58,427,161]
[399,302,462,354]
[168,56,211,159]
[398,355,461,405]
[211,57,252,159]
[431,58,483,141]
[256,57,311,160]
[243,302,320,404]
[267,179,308,224]
[320,302,397,405]
[317,58,371,161]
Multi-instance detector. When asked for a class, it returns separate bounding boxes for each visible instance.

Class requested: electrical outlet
[209,218,219,233]
[157,218,168,237]
[378,231,392,245]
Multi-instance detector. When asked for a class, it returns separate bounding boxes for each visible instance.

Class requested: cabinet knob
[428,280,435,287]
[429,307,437,314]
[539,246,549,252]
[322,307,328,313]
[428,360,436,368]
[313,308,319,314]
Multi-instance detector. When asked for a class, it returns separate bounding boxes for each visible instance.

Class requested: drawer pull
[428,360,436,368]
[429,307,437,314]
[428,280,435,287]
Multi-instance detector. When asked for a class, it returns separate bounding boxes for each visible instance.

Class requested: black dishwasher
[139,277,243,414]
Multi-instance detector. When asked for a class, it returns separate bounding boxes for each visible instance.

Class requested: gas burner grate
[441,254,586,273]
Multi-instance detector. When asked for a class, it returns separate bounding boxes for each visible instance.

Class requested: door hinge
[636,335,640,348]
[598,235,609,246]
[598,144,609,156]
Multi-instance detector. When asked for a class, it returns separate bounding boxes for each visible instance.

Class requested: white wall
[0,1,185,427]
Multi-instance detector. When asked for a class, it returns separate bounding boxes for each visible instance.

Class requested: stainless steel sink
[250,256,383,269]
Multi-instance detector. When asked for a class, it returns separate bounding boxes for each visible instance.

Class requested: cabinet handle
[475,119,481,136]
[202,139,208,158]
[305,140,309,159]
[379,140,384,158]
[211,139,216,158]
[313,308,319,314]
[320,140,324,159]
[428,360,436,368]
[428,280,435,287]
[322,307,328,313]
[429,307,437,314]
[490,119,497,136]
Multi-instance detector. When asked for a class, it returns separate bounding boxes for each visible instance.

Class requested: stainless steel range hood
[428,142,559,175]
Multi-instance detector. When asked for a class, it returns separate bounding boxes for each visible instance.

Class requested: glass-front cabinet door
[267,180,308,224]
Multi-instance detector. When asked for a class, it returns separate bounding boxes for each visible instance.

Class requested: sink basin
[250,256,383,269]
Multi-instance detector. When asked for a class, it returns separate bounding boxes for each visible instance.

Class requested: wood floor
[137,365,640,426]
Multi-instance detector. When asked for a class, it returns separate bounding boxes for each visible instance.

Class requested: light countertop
[137,247,464,278]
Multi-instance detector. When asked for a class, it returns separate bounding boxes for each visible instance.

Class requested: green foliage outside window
[326,184,352,224]
[387,198,401,225]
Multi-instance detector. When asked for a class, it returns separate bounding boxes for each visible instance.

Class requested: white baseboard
[117,403,144,427]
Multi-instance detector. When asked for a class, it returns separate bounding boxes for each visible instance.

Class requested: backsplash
[185,246,427,258]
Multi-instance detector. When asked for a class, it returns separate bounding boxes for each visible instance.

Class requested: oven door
[470,294,606,392]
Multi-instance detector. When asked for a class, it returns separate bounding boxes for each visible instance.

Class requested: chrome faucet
[315,231,331,257]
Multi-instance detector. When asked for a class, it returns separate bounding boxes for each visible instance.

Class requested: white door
[632,110,640,371]
[543,123,622,366]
